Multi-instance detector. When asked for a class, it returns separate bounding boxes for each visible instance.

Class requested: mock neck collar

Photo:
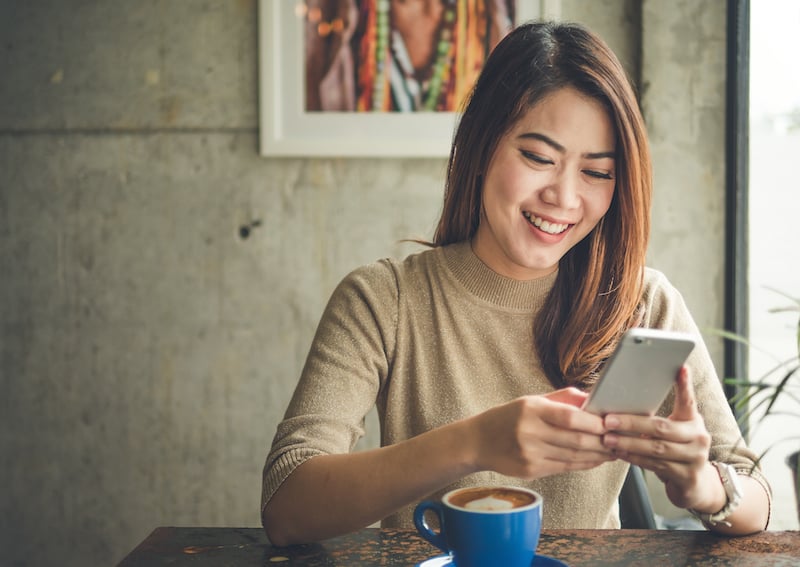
[440,241,558,311]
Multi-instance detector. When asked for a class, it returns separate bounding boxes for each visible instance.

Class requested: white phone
[583,328,696,416]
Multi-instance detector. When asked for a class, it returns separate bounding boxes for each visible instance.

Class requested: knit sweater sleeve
[261,260,398,512]
[640,269,772,503]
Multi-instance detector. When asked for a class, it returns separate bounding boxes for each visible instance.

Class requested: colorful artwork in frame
[259,1,558,157]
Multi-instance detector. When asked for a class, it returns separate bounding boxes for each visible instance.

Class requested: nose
[541,169,581,209]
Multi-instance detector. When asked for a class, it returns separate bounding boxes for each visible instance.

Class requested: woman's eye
[584,169,613,180]
[522,151,553,165]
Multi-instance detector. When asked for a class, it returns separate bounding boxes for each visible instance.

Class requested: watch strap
[688,461,743,527]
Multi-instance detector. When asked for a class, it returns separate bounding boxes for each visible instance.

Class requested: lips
[522,211,570,235]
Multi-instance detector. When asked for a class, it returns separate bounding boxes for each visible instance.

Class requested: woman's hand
[600,367,717,510]
[471,387,617,479]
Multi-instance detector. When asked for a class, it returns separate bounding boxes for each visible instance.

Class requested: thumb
[546,386,589,408]
[670,366,697,422]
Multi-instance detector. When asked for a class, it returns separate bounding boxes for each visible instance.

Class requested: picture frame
[258,1,560,157]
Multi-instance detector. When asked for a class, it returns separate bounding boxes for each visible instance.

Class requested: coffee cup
[413,486,542,567]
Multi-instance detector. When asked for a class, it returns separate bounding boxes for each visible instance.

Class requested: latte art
[464,496,514,511]
[448,487,537,511]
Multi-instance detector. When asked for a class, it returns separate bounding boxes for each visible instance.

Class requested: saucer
[417,554,569,566]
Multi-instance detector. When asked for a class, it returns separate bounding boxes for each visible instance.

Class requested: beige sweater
[262,241,769,529]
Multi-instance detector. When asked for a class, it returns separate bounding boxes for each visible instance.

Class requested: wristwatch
[689,461,743,527]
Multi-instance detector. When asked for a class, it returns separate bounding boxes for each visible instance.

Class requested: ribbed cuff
[261,448,325,513]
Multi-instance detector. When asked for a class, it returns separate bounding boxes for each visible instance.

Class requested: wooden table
[117,527,800,566]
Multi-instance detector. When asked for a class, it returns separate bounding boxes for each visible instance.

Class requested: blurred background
[747,0,800,536]
[1,1,795,566]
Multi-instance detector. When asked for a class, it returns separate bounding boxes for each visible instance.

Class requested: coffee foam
[463,496,514,511]
[448,486,537,511]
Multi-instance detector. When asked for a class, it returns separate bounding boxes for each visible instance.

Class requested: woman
[263,21,771,545]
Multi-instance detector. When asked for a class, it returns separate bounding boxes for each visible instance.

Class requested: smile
[522,212,570,235]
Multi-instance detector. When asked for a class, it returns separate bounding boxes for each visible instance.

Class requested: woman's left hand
[600,366,715,510]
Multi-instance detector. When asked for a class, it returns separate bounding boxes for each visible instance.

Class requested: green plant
[715,288,799,523]
[720,289,799,446]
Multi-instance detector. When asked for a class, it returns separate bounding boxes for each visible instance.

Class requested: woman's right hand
[264,388,614,546]
[470,388,616,479]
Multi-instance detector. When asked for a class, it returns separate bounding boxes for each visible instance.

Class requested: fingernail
[604,433,619,447]
[605,415,620,429]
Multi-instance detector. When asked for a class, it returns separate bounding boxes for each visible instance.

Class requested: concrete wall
[0,1,729,565]
[640,0,728,519]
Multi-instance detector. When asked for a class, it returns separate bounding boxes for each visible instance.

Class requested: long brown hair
[432,22,651,389]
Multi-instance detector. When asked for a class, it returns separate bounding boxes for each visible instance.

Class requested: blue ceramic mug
[414,486,542,567]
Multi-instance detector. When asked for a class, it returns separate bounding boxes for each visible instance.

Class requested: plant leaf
[763,286,800,307]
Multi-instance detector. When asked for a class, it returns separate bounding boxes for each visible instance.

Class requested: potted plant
[719,288,800,524]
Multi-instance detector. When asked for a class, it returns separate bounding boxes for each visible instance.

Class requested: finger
[533,423,613,454]
[537,437,617,464]
[603,425,708,464]
[603,432,678,461]
[604,414,698,442]
[546,387,589,408]
[670,366,697,422]
[542,401,607,435]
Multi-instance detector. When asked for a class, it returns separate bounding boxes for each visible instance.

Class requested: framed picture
[258,1,560,157]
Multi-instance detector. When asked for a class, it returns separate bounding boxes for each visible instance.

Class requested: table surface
[117,526,800,566]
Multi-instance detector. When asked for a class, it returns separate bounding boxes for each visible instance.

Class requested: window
[747,0,800,531]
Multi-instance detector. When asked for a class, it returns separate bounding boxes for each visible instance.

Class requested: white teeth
[523,212,568,234]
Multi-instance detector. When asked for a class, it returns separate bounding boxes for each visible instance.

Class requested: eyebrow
[517,132,616,160]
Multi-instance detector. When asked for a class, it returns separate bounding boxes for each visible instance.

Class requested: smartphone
[583,328,696,416]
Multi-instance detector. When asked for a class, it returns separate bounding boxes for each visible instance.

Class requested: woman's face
[472,87,617,280]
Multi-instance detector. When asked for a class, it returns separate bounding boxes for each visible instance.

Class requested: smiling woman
[261,21,771,547]
[473,87,616,282]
